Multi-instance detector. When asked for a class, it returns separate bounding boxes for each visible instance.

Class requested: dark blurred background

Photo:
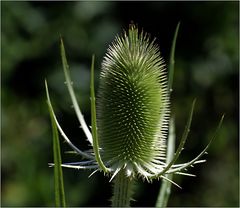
[1,1,239,207]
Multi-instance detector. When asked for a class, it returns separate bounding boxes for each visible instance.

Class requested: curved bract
[97,25,170,178]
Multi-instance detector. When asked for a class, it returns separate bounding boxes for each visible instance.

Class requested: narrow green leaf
[167,114,225,174]
[45,80,66,207]
[60,39,93,145]
[156,118,175,208]
[45,80,93,159]
[151,99,196,179]
[90,55,109,173]
[168,22,180,93]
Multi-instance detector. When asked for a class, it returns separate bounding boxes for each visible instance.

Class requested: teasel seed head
[97,25,170,179]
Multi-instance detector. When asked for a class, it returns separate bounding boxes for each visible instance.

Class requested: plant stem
[111,170,134,207]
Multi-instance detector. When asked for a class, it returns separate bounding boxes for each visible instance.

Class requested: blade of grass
[46,81,66,207]
[90,55,109,173]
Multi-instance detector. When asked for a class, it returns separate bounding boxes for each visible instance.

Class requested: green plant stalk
[46,81,66,207]
[111,170,135,207]
[155,118,175,208]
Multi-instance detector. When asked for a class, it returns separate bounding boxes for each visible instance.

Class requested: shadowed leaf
[45,81,66,207]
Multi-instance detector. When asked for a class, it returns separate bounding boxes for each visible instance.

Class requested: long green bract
[45,81,66,207]
[167,114,225,174]
[151,99,196,179]
[90,55,109,173]
[45,81,93,159]
[168,22,180,92]
[60,39,93,145]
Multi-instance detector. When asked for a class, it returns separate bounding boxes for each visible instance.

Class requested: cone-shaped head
[97,25,169,179]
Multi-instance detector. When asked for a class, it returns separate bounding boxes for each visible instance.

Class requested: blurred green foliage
[1,1,239,207]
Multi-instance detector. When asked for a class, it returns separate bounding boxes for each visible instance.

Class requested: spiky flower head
[46,24,224,205]
[97,25,170,179]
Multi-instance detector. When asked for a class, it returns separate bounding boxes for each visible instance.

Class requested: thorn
[88,169,99,178]
[48,163,54,167]
[109,168,120,182]
[176,172,196,177]
[195,159,206,164]
[161,175,182,189]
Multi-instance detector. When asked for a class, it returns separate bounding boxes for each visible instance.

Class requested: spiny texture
[97,25,169,179]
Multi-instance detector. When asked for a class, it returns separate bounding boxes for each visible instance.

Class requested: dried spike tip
[97,25,170,179]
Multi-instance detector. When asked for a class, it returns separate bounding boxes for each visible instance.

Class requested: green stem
[111,170,134,207]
